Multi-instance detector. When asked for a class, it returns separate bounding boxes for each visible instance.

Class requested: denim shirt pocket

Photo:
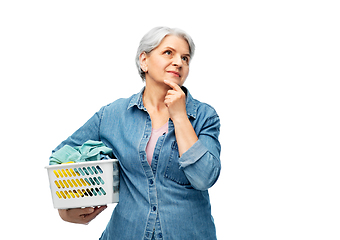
[164,141,190,185]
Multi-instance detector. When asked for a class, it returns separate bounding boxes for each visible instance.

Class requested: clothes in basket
[49,140,114,165]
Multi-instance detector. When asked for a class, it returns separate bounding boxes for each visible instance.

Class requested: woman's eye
[182,56,190,63]
[164,50,172,55]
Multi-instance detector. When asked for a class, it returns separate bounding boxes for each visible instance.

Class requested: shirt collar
[127,86,197,119]
[127,87,146,111]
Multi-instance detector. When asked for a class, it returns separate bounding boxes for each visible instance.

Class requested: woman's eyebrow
[182,53,191,58]
[163,46,176,52]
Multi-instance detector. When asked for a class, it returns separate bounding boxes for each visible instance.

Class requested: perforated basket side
[46,159,119,209]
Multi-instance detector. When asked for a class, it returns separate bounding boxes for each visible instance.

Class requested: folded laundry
[49,140,114,165]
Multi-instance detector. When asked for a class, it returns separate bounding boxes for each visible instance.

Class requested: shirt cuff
[178,140,208,169]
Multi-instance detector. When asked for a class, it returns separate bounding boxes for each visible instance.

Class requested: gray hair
[135,26,195,81]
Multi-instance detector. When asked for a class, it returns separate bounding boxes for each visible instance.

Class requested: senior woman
[53,26,221,240]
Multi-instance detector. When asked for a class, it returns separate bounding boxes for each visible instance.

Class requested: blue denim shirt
[51,87,221,240]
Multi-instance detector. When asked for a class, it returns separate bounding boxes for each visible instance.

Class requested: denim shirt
[51,87,221,240]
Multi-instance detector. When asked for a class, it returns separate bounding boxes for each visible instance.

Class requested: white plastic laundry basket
[45,159,119,209]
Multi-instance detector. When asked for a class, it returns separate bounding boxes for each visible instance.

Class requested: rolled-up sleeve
[179,115,221,191]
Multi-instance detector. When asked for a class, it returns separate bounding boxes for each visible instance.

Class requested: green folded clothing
[49,140,114,165]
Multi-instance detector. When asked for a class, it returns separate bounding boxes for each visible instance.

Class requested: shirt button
[158,233,163,238]
[149,179,153,185]
[154,156,158,160]
[153,206,157,211]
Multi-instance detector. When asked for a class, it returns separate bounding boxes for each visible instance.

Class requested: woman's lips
[167,71,181,77]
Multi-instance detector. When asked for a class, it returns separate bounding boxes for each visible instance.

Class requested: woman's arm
[51,107,107,223]
[164,80,221,191]
[164,80,198,156]
[178,115,221,191]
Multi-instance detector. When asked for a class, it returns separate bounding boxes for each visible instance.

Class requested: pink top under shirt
[146,122,169,165]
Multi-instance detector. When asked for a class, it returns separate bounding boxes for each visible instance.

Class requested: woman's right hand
[58,205,107,225]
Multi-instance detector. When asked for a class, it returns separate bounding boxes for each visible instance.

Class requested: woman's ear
[139,52,148,72]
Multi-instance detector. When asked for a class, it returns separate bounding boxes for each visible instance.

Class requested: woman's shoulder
[196,99,218,114]
[185,88,219,119]
[188,96,220,131]
[195,100,220,125]
[102,91,141,112]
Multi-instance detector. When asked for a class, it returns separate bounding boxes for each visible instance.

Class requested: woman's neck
[143,79,170,129]
[143,80,169,111]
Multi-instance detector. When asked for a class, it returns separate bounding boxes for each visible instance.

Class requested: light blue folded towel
[49,140,114,165]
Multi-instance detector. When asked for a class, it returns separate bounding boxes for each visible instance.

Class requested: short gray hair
[135,26,195,81]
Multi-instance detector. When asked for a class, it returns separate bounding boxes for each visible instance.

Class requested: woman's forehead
[157,35,190,54]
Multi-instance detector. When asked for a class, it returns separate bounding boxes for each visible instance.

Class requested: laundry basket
[45,159,119,209]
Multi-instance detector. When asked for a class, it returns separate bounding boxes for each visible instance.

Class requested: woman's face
[142,35,191,86]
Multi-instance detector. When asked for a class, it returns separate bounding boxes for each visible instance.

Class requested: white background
[1,0,339,239]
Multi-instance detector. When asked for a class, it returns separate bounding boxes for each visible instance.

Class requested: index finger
[164,79,181,91]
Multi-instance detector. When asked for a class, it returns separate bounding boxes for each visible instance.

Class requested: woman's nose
[172,54,182,67]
